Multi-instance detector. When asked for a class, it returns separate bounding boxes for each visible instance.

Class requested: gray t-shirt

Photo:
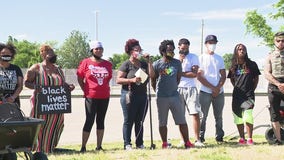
[153,58,182,97]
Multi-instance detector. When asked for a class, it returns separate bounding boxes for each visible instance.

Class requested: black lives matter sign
[37,85,71,114]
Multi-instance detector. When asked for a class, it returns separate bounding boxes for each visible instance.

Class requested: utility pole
[201,19,204,54]
[95,11,99,41]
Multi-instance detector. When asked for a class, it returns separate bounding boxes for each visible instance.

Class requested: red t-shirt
[77,58,112,99]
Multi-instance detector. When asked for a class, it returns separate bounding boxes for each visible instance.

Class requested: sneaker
[80,146,86,153]
[162,142,172,149]
[96,146,104,151]
[238,138,246,145]
[273,139,283,145]
[184,141,195,149]
[200,137,205,143]
[194,140,205,147]
[247,138,254,145]
[136,144,145,149]
[216,139,226,144]
[125,144,132,150]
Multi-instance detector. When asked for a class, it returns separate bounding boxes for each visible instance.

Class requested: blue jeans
[120,89,148,147]
[199,91,225,141]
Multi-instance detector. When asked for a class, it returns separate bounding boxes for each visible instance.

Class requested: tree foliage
[244,0,284,48]
[57,30,90,69]
[223,53,233,70]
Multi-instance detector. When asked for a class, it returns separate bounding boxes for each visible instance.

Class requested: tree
[244,0,284,48]
[7,38,41,68]
[223,53,233,70]
[57,30,90,68]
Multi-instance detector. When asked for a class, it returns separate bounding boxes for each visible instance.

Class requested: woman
[227,43,261,145]
[116,39,151,150]
[77,41,112,152]
[24,44,75,153]
[0,43,23,160]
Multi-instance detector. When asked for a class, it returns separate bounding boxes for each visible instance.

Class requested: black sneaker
[200,137,205,143]
[273,139,282,145]
[216,139,227,144]
[80,146,86,153]
[96,146,104,151]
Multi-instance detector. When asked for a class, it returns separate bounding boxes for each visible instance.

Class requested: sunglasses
[276,39,284,43]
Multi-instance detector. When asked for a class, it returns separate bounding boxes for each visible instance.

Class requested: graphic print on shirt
[236,66,250,76]
[88,65,109,85]
[159,65,175,76]
[0,69,17,91]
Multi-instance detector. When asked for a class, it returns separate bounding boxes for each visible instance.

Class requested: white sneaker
[125,144,132,151]
[194,140,205,147]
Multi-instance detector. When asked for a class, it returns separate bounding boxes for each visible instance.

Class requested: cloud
[162,3,273,20]
[14,34,28,40]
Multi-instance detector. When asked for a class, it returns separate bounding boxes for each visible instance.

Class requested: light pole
[95,11,99,41]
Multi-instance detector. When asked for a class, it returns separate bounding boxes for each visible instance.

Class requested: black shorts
[268,83,284,122]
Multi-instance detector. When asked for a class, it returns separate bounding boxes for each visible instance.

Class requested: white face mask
[207,44,216,52]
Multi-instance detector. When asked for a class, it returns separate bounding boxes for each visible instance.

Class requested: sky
[1,0,282,69]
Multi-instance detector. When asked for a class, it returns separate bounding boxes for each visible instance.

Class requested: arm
[116,70,139,85]
[77,76,85,91]
[253,75,259,91]
[264,54,284,93]
[24,64,38,90]
[7,76,23,103]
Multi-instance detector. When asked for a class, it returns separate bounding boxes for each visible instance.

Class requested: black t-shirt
[227,61,261,116]
[0,64,23,97]
[119,60,148,95]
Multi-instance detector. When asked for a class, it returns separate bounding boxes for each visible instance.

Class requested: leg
[120,90,133,147]
[159,126,168,142]
[179,123,189,143]
[192,114,201,141]
[199,91,212,141]
[134,94,148,147]
[237,124,245,139]
[272,121,282,141]
[96,98,109,149]
[81,98,96,150]
[212,92,225,141]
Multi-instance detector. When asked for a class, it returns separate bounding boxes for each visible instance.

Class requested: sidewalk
[19,88,272,146]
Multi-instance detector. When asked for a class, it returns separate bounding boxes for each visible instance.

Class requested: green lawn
[17,135,284,160]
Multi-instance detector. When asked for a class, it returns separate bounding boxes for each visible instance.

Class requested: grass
[16,135,284,160]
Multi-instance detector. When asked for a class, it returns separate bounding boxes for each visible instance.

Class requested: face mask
[1,55,12,62]
[208,44,216,52]
[47,55,57,64]
[165,52,174,60]
[179,50,189,55]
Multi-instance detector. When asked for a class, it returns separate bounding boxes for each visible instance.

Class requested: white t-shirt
[178,53,199,88]
[199,53,225,93]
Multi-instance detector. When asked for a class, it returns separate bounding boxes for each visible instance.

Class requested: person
[227,43,260,145]
[177,38,204,147]
[150,39,194,149]
[264,31,284,145]
[24,44,75,153]
[77,41,112,152]
[0,43,23,106]
[0,43,23,160]
[116,39,151,150]
[197,35,226,143]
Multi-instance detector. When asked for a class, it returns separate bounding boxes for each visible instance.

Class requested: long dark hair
[229,43,252,73]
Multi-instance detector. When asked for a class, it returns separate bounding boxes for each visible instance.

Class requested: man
[197,35,226,143]
[150,39,194,149]
[264,31,284,145]
[177,38,204,147]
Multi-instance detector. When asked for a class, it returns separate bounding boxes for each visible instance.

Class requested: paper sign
[135,68,148,83]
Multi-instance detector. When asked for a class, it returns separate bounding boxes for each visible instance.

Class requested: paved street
[19,88,272,146]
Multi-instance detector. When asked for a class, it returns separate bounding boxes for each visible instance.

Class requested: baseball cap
[89,41,103,51]
[205,35,218,43]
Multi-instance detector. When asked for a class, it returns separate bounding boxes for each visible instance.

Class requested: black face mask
[1,55,12,62]
[179,50,189,56]
[93,54,101,60]
[47,55,57,64]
